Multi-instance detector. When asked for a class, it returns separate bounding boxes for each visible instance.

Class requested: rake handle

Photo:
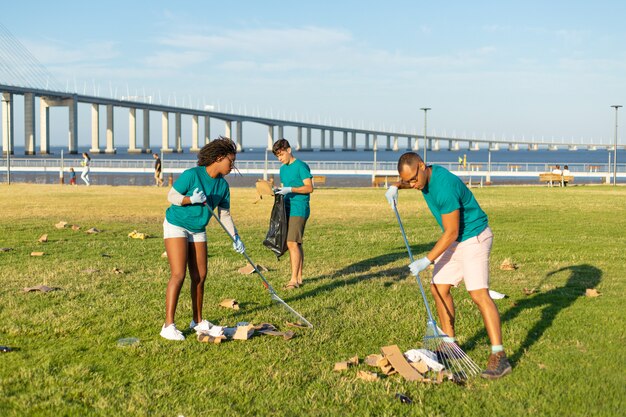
[205,203,275,293]
[392,202,437,323]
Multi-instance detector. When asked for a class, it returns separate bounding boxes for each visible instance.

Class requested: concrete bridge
[1,83,617,156]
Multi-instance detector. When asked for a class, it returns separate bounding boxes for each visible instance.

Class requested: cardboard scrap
[23,285,61,293]
[219,298,240,310]
[237,263,268,275]
[585,288,601,297]
[409,360,430,375]
[376,356,397,376]
[38,234,48,243]
[55,221,68,229]
[112,268,124,274]
[253,323,295,341]
[128,230,149,239]
[381,345,424,381]
[365,354,383,367]
[348,355,359,366]
[523,287,538,296]
[71,225,81,231]
[161,251,168,258]
[285,321,308,329]
[334,362,349,372]
[85,227,101,234]
[500,258,518,271]
[30,252,44,257]
[197,333,226,344]
[356,371,380,382]
[233,324,255,340]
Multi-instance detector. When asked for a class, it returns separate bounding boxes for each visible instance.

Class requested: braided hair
[197,136,237,167]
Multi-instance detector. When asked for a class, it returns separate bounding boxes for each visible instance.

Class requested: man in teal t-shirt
[385,152,511,380]
[272,139,313,289]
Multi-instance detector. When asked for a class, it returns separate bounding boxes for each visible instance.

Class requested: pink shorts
[432,227,493,291]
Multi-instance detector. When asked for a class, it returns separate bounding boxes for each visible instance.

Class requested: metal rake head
[423,321,482,380]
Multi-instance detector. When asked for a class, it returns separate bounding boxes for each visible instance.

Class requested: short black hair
[397,152,422,173]
[197,136,237,167]
[272,139,291,156]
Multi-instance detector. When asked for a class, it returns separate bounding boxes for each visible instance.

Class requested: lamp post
[611,105,622,186]
[372,135,378,185]
[420,108,431,164]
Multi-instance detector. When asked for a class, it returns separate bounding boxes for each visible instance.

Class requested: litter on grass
[128,230,149,239]
[38,234,48,243]
[112,268,124,274]
[585,288,601,297]
[219,298,240,310]
[30,252,44,257]
[71,225,81,231]
[1,346,15,353]
[356,371,379,381]
[199,323,295,343]
[0,248,13,252]
[117,337,140,347]
[161,251,168,258]
[338,344,455,384]
[500,258,518,270]
[54,221,68,229]
[237,263,269,275]
[285,321,308,329]
[23,285,61,293]
[489,290,507,299]
[523,287,538,295]
[86,227,101,234]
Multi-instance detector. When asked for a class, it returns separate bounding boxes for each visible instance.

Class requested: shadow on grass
[464,263,602,365]
[227,242,435,321]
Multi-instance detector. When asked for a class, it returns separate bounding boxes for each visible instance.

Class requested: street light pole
[420,107,431,164]
[611,105,622,186]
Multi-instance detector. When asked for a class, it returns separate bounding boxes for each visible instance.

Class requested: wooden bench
[372,175,400,188]
[539,173,574,187]
[312,175,326,187]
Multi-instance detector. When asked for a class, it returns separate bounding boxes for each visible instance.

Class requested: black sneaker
[481,351,512,379]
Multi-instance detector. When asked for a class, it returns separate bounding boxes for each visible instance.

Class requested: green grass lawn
[0,184,625,416]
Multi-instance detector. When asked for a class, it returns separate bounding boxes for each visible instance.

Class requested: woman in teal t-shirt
[160,137,246,341]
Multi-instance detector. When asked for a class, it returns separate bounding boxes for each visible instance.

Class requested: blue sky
[2,0,626,147]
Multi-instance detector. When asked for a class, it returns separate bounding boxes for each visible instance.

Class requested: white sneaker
[190,319,224,337]
[160,323,185,341]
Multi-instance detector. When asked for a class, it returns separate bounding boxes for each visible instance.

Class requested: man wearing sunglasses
[385,152,511,379]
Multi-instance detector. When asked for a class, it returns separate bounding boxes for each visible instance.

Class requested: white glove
[276,187,292,195]
[409,257,432,276]
[232,235,245,254]
[385,185,398,209]
[189,188,206,204]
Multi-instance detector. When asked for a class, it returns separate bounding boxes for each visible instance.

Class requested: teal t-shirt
[422,165,488,242]
[279,159,312,218]
[165,166,230,233]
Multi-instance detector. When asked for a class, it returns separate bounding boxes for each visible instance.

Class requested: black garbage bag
[263,194,288,259]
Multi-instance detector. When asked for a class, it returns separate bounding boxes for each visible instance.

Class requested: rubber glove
[189,188,206,204]
[409,257,432,276]
[232,235,245,254]
[385,185,398,209]
[276,187,292,195]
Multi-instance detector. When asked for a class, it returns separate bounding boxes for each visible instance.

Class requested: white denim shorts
[162,219,207,242]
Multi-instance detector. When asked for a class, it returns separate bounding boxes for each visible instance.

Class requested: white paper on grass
[404,349,445,372]
[489,290,507,299]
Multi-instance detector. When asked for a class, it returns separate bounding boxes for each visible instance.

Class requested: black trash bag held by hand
[263,194,288,259]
